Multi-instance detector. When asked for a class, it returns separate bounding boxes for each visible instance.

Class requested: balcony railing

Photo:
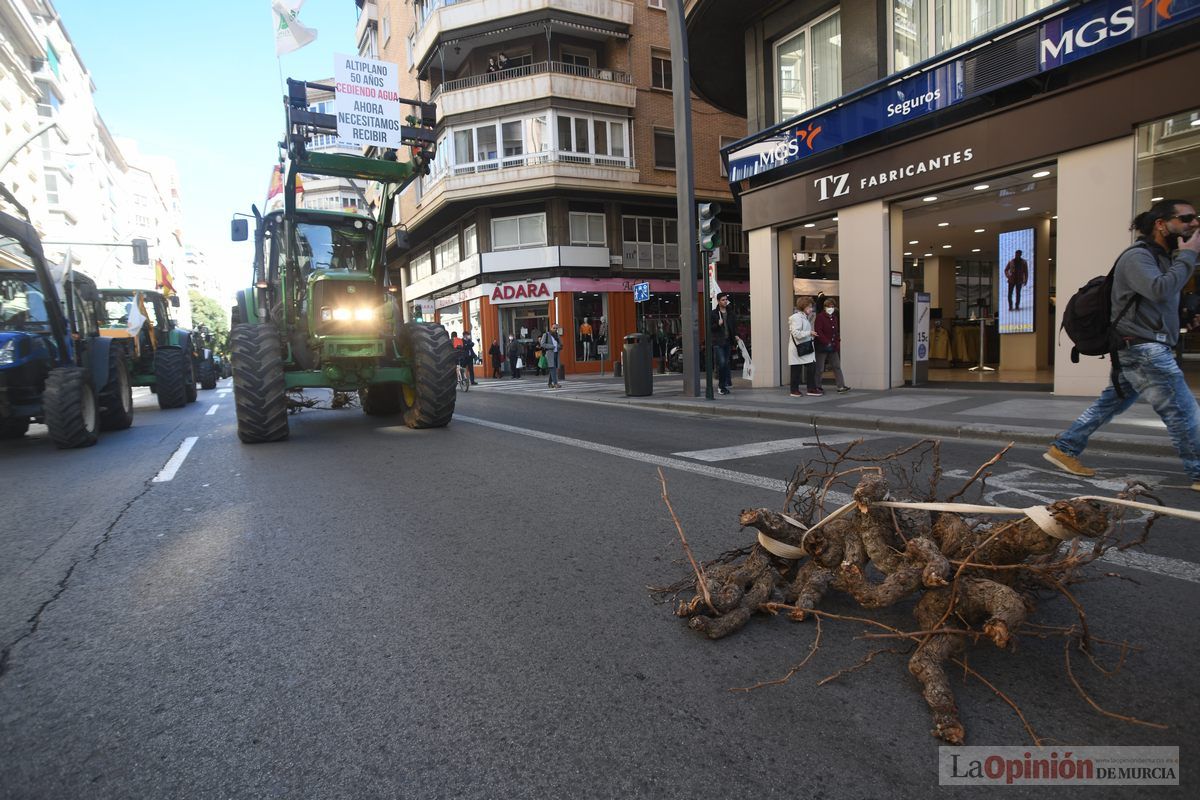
[432,60,631,100]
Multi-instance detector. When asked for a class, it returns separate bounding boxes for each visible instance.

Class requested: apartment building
[688,0,1200,394]
[356,0,746,376]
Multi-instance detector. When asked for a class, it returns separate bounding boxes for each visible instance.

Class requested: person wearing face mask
[812,297,850,394]
[1046,199,1200,492]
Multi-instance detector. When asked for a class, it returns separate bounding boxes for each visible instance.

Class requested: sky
[53,0,361,302]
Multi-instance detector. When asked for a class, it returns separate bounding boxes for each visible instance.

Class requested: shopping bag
[538,355,548,369]
[515,357,524,369]
[737,338,754,381]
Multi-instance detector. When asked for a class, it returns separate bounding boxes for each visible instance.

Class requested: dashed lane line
[152,437,198,483]
[206,404,219,416]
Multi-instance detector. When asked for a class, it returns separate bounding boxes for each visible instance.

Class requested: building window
[44,172,60,205]
[35,80,59,118]
[492,213,547,251]
[45,40,60,78]
[775,9,841,122]
[382,14,390,43]
[654,129,675,170]
[560,49,592,75]
[622,216,678,270]
[463,224,478,258]
[433,234,460,271]
[651,50,672,91]
[411,251,432,282]
[569,212,606,247]
[648,0,666,9]
[406,34,414,68]
[891,0,1056,72]
[718,135,738,178]
[572,293,608,362]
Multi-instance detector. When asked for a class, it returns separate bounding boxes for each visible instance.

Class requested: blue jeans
[714,342,732,389]
[1053,343,1200,479]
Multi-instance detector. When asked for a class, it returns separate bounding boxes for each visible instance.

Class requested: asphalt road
[1,380,1196,799]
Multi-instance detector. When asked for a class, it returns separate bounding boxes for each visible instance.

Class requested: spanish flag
[155,259,177,297]
[266,164,304,203]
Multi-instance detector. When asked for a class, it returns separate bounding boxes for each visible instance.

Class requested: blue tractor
[0,190,133,447]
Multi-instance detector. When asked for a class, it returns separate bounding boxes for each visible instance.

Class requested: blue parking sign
[633,282,650,303]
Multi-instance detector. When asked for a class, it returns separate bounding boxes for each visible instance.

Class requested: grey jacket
[1111,239,1198,348]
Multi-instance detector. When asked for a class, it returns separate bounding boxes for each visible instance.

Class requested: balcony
[413,0,634,72]
[412,151,638,225]
[431,61,634,118]
[355,0,378,51]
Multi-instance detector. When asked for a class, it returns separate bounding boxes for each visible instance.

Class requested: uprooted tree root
[652,435,1168,745]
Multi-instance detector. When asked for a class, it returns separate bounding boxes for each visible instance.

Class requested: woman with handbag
[788,296,818,397]
[813,297,850,394]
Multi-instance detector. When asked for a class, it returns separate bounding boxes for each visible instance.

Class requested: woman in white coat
[787,296,818,397]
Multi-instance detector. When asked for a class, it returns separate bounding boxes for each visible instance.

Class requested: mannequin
[579,317,593,360]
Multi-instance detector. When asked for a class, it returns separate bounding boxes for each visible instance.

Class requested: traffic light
[698,202,721,251]
[131,238,149,265]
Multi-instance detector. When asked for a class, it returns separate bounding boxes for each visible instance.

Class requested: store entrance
[897,166,1058,388]
[499,303,549,376]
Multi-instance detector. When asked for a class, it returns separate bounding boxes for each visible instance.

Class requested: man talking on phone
[1045,199,1200,492]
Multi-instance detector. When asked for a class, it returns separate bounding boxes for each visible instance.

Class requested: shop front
[733,44,1200,395]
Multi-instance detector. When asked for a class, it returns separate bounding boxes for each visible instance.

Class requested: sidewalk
[536,372,1188,459]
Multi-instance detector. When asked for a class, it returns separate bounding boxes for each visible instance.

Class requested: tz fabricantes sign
[813,146,976,203]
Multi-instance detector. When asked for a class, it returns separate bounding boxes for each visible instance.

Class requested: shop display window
[572,293,608,361]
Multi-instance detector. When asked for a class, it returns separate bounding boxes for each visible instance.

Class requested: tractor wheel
[398,322,455,429]
[43,367,98,449]
[359,383,403,416]
[184,357,198,403]
[0,416,30,439]
[99,347,134,431]
[198,358,217,390]
[230,324,289,443]
[154,347,189,409]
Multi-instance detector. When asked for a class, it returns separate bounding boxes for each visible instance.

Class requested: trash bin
[623,333,653,396]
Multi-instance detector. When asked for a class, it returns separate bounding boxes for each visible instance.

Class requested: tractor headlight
[0,340,15,365]
[319,306,375,323]
[353,307,375,322]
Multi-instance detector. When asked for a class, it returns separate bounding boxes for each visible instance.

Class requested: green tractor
[97,288,205,409]
[227,79,454,444]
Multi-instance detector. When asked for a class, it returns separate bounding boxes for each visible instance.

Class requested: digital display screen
[998,228,1034,334]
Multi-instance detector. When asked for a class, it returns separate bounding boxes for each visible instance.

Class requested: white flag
[273,0,317,56]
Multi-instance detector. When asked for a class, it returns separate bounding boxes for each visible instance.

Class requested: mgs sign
[491,282,552,304]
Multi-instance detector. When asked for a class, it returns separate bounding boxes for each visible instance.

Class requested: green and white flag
[273,0,317,56]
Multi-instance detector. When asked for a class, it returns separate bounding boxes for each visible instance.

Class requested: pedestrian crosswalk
[466,379,617,396]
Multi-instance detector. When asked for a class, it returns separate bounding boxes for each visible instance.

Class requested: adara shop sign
[490,281,555,305]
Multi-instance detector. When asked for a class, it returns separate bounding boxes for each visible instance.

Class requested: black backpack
[1060,242,1147,363]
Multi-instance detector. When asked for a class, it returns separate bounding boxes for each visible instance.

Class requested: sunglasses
[1171,213,1199,223]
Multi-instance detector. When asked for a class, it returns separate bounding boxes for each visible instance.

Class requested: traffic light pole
[666,0,700,397]
[703,248,715,400]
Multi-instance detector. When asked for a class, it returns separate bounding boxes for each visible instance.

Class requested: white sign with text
[334,54,402,148]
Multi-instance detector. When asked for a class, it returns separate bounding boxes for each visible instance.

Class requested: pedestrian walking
[787,296,817,396]
[1046,198,1200,491]
[507,334,522,378]
[488,339,503,378]
[709,292,738,394]
[813,297,850,393]
[461,331,478,385]
[540,325,562,388]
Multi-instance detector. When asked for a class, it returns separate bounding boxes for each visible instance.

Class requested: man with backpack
[1045,199,1200,492]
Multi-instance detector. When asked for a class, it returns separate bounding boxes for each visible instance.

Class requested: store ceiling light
[1032,170,1051,178]
[938,222,949,227]
[903,251,912,256]
[1052,215,1058,220]
[974,228,985,233]
[1151,196,1164,202]
[1018,206,1031,211]
[942,244,951,249]
[831,216,838,222]
[804,223,816,228]
[971,248,981,253]
[908,239,918,244]
[973,184,989,191]
[922,196,938,202]
[923,252,933,257]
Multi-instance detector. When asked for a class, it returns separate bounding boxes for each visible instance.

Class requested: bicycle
[456,363,470,392]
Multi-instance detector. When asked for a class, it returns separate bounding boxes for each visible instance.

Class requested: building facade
[688,0,1200,395]
[358,0,747,376]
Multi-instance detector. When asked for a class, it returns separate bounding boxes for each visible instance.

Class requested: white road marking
[674,433,863,462]
[458,416,1200,585]
[152,437,198,483]
[205,404,219,416]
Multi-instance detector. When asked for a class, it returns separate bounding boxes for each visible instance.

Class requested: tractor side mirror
[169,295,181,308]
[231,219,248,241]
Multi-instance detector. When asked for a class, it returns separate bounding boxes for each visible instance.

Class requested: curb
[566,393,1178,459]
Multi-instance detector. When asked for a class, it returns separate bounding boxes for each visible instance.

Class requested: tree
[189,290,230,343]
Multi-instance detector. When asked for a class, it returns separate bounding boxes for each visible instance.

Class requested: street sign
[633,282,650,303]
[597,344,609,356]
